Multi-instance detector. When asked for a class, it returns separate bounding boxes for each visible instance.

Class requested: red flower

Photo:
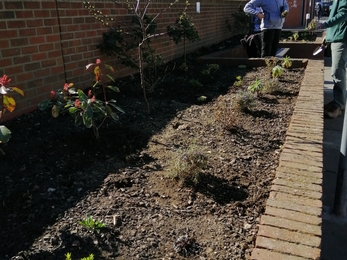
[0,74,11,87]
[75,99,81,108]
[63,83,69,91]
[96,59,101,64]
[88,89,92,97]
[50,90,56,99]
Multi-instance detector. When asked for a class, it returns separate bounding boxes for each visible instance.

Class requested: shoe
[324,102,342,118]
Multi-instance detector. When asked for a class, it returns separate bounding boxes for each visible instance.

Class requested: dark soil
[0,39,305,260]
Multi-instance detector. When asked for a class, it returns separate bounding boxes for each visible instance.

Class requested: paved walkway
[251,57,347,259]
[320,57,347,260]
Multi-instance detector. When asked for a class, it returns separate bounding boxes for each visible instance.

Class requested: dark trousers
[261,29,282,57]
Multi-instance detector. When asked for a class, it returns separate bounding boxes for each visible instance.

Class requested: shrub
[38,59,124,138]
[83,0,188,113]
[226,6,250,37]
[167,10,200,70]
[201,64,219,79]
[0,74,24,154]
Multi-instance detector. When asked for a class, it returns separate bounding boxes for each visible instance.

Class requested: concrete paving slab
[320,56,347,260]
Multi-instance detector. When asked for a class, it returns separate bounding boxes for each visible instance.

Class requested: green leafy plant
[201,64,219,79]
[79,216,106,234]
[65,252,72,260]
[197,95,207,102]
[281,55,292,69]
[226,6,250,36]
[0,74,24,154]
[81,255,94,260]
[65,252,94,260]
[38,59,124,139]
[167,10,200,71]
[233,75,243,87]
[189,79,203,87]
[169,146,208,185]
[292,31,299,41]
[235,90,256,111]
[272,65,284,78]
[84,0,186,113]
[248,78,263,93]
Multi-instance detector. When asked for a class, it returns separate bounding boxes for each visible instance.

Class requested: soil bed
[0,42,305,260]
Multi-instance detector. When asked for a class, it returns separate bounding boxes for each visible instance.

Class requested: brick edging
[251,60,324,260]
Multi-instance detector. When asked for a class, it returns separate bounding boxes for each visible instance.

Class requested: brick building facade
[0,0,241,121]
[0,0,312,121]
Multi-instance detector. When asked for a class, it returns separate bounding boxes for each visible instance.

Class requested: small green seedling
[79,216,106,234]
[248,78,263,93]
[65,253,94,260]
[281,56,292,69]
[233,75,243,87]
[272,65,284,78]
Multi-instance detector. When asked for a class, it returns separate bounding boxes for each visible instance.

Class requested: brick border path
[251,59,324,260]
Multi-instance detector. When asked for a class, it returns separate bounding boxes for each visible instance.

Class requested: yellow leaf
[12,87,24,96]
[94,66,100,81]
[52,105,60,117]
[3,95,16,112]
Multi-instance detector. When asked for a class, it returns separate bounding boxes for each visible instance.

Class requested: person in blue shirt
[244,0,289,57]
[253,7,263,33]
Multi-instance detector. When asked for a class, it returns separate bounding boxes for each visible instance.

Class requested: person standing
[244,0,289,57]
[320,0,347,118]
[316,3,322,21]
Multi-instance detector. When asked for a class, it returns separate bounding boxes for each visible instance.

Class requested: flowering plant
[0,74,24,153]
[39,59,124,138]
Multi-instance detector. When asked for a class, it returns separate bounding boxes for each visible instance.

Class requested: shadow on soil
[0,37,251,258]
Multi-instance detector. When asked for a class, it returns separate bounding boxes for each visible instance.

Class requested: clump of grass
[234,90,256,111]
[261,78,282,94]
[214,95,236,130]
[168,146,208,185]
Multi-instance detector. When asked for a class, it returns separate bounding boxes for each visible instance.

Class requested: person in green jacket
[321,0,347,118]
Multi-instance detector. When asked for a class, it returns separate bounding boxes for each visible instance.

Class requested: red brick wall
[0,0,239,121]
